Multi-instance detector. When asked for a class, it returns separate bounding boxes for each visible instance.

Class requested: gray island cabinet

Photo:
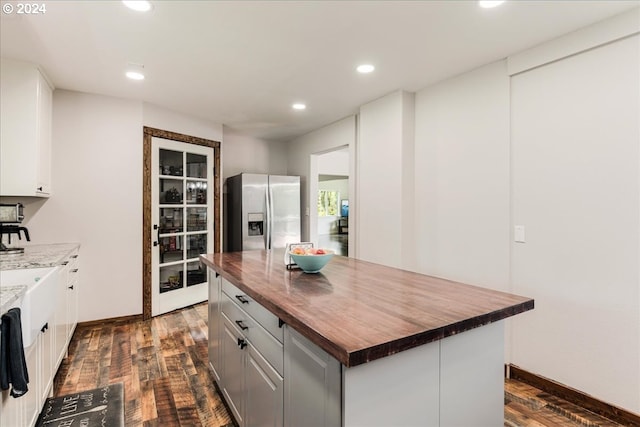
[201,250,534,427]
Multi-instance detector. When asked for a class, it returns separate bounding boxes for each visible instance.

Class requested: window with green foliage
[318,190,339,217]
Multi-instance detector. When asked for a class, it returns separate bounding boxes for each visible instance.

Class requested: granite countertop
[1,243,80,315]
[200,250,535,367]
[0,243,80,271]
[0,285,26,315]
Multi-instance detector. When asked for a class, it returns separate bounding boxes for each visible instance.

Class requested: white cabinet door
[221,314,245,426]
[0,58,52,197]
[53,262,70,368]
[52,251,79,369]
[151,137,213,316]
[23,343,39,427]
[284,326,341,427]
[36,70,52,195]
[208,270,222,382]
[39,322,54,405]
[245,343,283,427]
[0,384,24,426]
[66,253,79,339]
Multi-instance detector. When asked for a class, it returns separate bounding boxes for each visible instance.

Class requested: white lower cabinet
[216,278,284,427]
[221,313,246,424]
[38,320,54,411]
[0,249,80,427]
[245,341,284,427]
[208,273,340,427]
[208,271,222,382]
[23,342,39,427]
[283,327,341,427]
[54,250,79,368]
[1,313,54,427]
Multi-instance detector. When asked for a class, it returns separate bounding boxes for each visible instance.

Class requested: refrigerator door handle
[268,183,275,250]
[265,184,271,250]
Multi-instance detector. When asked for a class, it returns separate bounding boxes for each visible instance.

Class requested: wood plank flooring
[52,303,629,427]
[53,303,233,426]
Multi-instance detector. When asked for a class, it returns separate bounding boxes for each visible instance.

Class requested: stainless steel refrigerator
[227,173,301,251]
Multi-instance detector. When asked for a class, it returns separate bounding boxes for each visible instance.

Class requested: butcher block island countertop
[200,250,533,367]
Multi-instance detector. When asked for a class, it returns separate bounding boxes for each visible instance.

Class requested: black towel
[0,307,29,397]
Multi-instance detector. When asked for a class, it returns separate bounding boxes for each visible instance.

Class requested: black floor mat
[36,382,124,427]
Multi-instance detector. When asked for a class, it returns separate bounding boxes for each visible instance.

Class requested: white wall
[317,149,349,176]
[143,103,223,143]
[405,12,639,413]
[286,116,357,244]
[510,34,640,411]
[414,61,511,291]
[16,90,144,322]
[221,126,288,181]
[358,91,414,269]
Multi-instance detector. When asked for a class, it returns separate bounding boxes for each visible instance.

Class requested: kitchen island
[201,250,534,427]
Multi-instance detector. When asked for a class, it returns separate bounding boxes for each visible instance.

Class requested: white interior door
[151,137,213,316]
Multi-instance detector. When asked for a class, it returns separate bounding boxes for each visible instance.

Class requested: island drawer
[221,278,284,343]
[221,295,284,376]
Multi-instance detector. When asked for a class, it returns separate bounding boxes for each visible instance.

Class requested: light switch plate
[514,225,525,243]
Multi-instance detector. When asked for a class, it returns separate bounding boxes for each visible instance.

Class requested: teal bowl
[290,251,334,273]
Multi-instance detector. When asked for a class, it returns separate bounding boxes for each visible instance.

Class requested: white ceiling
[1,1,638,141]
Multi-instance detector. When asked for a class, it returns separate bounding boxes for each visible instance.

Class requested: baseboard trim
[506,364,640,426]
[78,313,144,328]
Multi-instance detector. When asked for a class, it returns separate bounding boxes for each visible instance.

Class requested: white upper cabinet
[0,58,53,197]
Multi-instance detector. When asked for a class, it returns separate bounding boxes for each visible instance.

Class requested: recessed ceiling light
[292,103,306,110]
[125,63,145,80]
[126,71,145,80]
[122,1,152,12]
[356,64,375,74]
[478,0,505,8]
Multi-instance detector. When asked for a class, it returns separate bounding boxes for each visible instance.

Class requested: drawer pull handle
[237,338,247,349]
[61,261,69,266]
[71,269,78,273]
[235,320,248,331]
[235,295,249,304]
[68,285,74,290]
[71,255,78,259]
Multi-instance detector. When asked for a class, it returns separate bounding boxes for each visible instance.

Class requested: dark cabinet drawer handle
[235,320,248,330]
[61,261,69,266]
[235,295,249,304]
[71,269,78,273]
[237,338,247,349]
[68,285,74,290]
[71,255,78,259]
[37,186,43,192]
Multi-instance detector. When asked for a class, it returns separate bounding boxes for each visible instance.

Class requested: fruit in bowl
[289,248,334,273]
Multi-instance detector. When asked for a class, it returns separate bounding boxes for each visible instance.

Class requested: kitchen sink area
[1,266,58,347]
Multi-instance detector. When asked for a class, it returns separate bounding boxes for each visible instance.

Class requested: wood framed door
[143,127,220,319]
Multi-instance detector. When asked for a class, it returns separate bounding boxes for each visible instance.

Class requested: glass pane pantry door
[151,137,213,316]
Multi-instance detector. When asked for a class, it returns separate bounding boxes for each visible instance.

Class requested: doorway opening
[312,147,350,257]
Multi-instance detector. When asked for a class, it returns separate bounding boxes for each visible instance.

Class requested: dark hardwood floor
[53,303,233,426]
[52,303,628,426]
